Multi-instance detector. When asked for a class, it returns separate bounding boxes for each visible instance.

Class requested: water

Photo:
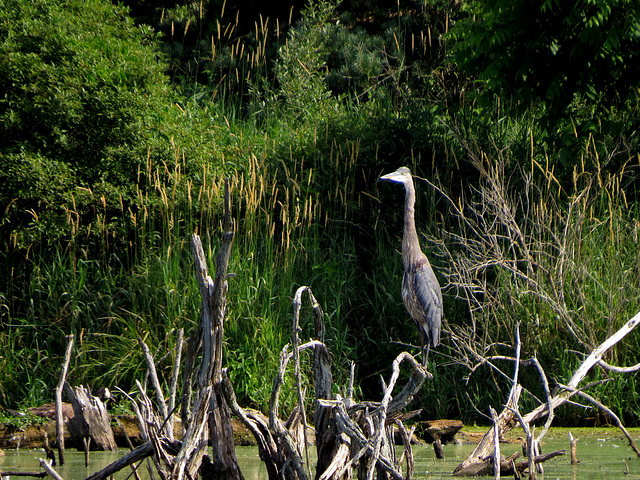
[1,429,639,479]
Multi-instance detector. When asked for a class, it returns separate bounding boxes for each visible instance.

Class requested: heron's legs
[422,344,430,367]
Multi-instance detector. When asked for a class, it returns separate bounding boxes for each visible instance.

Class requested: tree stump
[65,384,117,451]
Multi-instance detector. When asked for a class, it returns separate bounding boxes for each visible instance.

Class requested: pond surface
[1,428,639,479]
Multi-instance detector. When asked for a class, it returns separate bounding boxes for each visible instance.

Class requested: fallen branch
[455,309,640,476]
[563,385,640,456]
[84,443,155,480]
[38,459,63,480]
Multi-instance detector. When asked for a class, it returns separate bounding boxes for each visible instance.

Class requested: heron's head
[380,166,412,185]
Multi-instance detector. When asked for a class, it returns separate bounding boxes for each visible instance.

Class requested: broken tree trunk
[178,178,243,480]
[64,384,117,452]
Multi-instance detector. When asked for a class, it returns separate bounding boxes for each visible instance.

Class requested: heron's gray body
[380,166,442,365]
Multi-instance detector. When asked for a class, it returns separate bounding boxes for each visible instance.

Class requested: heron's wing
[411,257,443,347]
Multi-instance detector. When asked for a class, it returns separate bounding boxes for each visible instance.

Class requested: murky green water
[1,429,639,479]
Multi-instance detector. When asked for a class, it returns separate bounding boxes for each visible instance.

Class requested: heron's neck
[402,181,421,268]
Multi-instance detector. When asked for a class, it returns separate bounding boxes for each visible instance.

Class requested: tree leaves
[450,0,640,124]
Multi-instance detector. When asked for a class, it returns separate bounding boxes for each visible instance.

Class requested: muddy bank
[1,405,472,452]
[0,414,256,451]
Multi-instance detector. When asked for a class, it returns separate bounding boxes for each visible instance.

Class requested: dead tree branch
[455,309,640,476]
[56,334,74,466]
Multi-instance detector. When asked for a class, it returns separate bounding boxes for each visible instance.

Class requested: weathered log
[64,385,117,451]
[421,419,464,444]
[453,386,521,475]
[84,442,155,480]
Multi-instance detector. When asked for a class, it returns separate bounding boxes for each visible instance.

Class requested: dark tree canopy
[450,0,640,118]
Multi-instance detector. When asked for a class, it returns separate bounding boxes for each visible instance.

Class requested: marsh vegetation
[1,0,640,432]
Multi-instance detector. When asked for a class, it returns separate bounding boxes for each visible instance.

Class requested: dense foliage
[451,0,640,115]
[1,0,639,427]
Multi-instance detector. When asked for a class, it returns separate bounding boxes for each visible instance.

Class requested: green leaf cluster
[450,0,640,120]
[0,0,187,251]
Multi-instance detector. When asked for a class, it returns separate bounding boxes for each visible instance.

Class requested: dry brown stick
[56,334,74,466]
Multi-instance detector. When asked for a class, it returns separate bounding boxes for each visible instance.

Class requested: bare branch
[559,385,640,457]
[597,359,640,373]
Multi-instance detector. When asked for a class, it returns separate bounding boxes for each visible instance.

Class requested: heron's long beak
[380,172,402,182]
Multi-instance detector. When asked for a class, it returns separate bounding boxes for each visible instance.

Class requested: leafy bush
[0,0,188,251]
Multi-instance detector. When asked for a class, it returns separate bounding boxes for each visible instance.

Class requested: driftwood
[38,459,64,480]
[64,384,117,452]
[455,310,640,477]
[55,334,74,466]
[221,286,328,480]
[224,283,430,480]
[453,385,521,476]
[121,178,242,480]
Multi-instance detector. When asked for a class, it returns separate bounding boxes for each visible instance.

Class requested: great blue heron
[380,166,442,366]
